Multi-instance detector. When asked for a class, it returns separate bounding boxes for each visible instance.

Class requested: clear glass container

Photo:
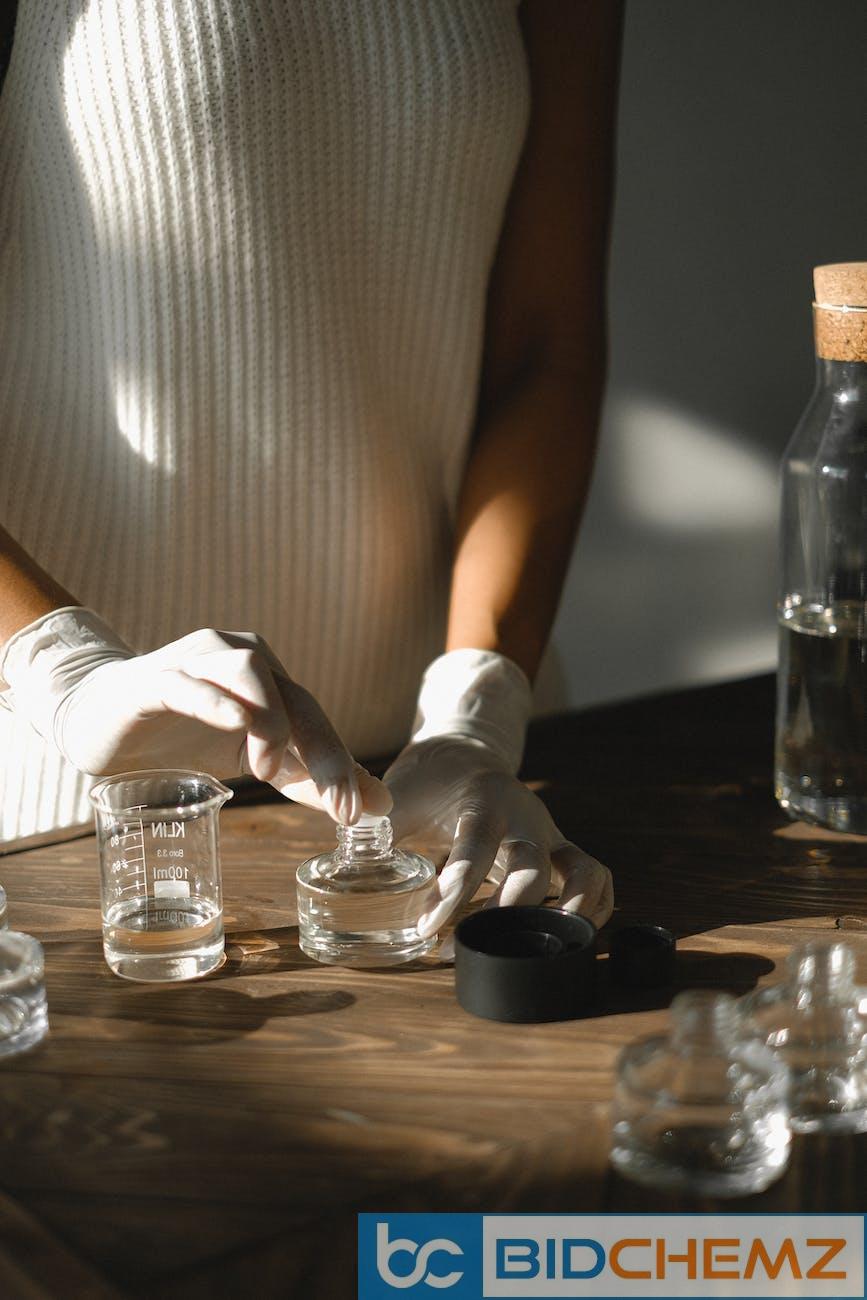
[0,931,48,1057]
[296,815,436,966]
[90,769,231,982]
[0,883,7,929]
[610,990,791,1196]
[776,264,867,830]
[740,940,867,1134]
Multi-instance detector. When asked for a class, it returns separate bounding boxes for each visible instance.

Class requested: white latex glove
[384,649,613,955]
[0,607,391,824]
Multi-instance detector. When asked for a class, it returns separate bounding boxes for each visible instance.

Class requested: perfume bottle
[296,815,437,966]
[610,990,790,1196]
[740,940,867,1134]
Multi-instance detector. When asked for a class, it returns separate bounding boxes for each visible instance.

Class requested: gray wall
[536,0,867,713]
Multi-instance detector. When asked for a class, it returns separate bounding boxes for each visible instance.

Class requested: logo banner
[358,1214,865,1299]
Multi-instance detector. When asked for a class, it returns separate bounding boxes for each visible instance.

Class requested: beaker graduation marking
[111,807,149,920]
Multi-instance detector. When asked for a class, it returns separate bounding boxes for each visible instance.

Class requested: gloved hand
[384,650,613,953]
[0,607,391,824]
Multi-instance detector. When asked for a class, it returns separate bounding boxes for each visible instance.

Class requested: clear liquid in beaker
[103,895,223,982]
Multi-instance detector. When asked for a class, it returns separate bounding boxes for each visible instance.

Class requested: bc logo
[376,1222,464,1289]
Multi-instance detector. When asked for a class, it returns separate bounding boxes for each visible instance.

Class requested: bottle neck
[670,991,739,1051]
[336,816,393,865]
[814,355,867,397]
[788,941,856,1003]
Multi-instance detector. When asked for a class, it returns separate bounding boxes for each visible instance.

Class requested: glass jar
[610,990,791,1196]
[776,262,867,830]
[296,815,436,966]
[740,939,867,1134]
[0,930,48,1057]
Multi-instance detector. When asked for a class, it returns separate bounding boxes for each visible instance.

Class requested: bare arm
[0,524,77,645]
[445,0,622,680]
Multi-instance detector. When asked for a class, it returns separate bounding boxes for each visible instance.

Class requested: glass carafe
[776,263,867,830]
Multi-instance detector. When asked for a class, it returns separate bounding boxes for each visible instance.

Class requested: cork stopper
[813,263,867,362]
[814,263,867,308]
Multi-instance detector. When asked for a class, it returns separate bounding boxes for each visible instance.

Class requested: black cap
[453,906,597,1023]
[608,924,676,988]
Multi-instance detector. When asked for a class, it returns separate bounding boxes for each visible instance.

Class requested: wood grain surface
[1,674,866,1298]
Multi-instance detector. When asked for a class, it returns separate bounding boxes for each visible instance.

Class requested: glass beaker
[90,769,232,982]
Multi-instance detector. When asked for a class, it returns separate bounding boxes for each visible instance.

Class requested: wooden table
[1,673,866,1297]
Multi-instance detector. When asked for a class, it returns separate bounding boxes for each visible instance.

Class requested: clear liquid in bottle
[775,600,867,832]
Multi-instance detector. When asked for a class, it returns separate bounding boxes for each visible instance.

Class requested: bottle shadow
[88,981,356,1044]
[49,926,357,1045]
[585,948,776,1019]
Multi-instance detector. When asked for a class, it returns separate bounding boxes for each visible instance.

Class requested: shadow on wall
[536,396,779,713]
[536,0,867,714]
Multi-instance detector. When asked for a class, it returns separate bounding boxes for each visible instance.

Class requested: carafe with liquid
[776,263,867,831]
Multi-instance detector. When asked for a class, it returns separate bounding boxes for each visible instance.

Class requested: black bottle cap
[453,906,597,1023]
[608,924,676,988]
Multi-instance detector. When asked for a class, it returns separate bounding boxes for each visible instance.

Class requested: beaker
[90,769,232,982]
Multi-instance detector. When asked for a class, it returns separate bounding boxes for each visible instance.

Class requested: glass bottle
[0,931,48,1057]
[610,990,790,1196]
[296,814,437,966]
[740,939,867,1134]
[776,262,867,830]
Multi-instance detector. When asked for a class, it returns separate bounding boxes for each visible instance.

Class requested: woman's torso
[0,0,529,845]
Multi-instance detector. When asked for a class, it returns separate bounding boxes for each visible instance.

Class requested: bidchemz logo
[357,1215,865,1299]
[359,1216,478,1297]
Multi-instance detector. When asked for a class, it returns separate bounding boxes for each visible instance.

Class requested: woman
[0,0,618,942]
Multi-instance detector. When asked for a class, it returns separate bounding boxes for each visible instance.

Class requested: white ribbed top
[0,0,529,849]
